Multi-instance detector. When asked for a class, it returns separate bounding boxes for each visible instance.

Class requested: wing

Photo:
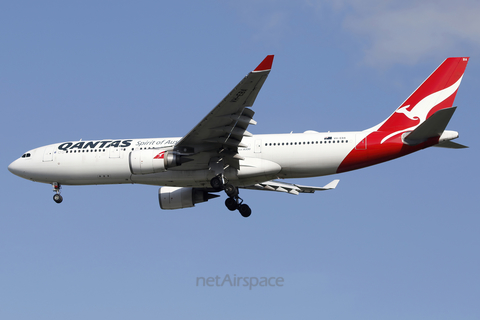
[244,180,340,195]
[172,55,274,170]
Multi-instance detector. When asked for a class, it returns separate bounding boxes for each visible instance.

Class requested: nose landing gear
[52,183,63,203]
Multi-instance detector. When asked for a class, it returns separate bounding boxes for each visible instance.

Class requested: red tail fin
[375,57,469,136]
[338,58,469,174]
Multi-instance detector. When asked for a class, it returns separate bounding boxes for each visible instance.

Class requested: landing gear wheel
[210,176,223,191]
[225,198,238,211]
[52,183,63,204]
[53,194,63,204]
[224,184,238,197]
[238,204,252,218]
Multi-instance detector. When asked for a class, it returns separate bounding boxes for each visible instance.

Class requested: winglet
[321,179,340,190]
[253,55,274,72]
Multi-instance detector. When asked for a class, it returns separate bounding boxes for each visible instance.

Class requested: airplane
[8,55,469,217]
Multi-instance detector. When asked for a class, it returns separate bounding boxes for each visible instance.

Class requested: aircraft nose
[8,159,25,177]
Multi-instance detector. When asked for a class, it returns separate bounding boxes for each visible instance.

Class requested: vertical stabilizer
[338,57,469,173]
[372,58,469,139]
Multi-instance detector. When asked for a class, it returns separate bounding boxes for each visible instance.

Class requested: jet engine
[129,149,183,175]
[159,187,220,210]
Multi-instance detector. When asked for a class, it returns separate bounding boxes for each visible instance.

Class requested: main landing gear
[52,182,63,204]
[211,176,252,218]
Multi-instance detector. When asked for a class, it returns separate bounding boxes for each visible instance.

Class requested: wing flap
[246,179,340,195]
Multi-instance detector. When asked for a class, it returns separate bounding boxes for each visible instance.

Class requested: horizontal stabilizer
[403,107,456,145]
[245,179,339,195]
[433,140,468,149]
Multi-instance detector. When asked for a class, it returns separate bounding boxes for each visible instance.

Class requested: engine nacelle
[129,149,180,175]
[158,187,219,210]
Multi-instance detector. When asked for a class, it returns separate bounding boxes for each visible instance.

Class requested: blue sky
[1,1,479,319]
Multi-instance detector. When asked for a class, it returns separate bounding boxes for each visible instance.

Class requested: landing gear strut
[211,175,252,217]
[52,182,63,204]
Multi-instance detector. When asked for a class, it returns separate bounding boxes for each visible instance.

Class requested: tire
[238,204,251,217]
[224,184,238,197]
[53,194,63,204]
[225,198,238,211]
[210,176,223,191]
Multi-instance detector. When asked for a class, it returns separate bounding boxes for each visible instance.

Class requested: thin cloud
[227,0,294,47]
[331,0,480,66]
[251,10,291,44]
[231,0,480,66]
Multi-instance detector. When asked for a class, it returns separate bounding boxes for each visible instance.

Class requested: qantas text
[57,139,181,151]
[58,140,133,151]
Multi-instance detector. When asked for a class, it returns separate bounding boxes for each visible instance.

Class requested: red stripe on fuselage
[337,131,439,173]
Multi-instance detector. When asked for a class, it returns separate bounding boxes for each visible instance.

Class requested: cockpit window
[21,153,31,158]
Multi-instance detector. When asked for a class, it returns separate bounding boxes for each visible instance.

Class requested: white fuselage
[8,131,361,188]
[7,56,468,216]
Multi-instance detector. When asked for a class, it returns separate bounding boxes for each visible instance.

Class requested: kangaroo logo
[154,151,165,159]
[395,105,418,121]
[380,75,463,144]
